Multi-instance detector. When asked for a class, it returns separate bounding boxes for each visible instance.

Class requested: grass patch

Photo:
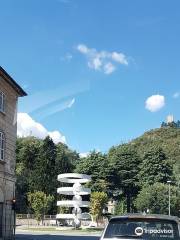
[23,227,56,231]
[81,228,103,232]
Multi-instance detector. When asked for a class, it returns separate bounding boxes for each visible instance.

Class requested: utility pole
[167,180,171,216]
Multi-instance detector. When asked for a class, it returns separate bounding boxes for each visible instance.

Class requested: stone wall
[0,75,18,240]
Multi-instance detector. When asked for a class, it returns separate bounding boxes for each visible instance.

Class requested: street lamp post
[167,180,171,216]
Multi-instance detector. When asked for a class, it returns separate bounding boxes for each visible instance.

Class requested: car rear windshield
[104,218,180,239]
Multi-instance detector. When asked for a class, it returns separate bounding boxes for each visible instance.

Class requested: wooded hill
[15,125,180,216]
[131,127,180,183]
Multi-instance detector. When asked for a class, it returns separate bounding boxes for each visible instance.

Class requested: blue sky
[1,0,180,154]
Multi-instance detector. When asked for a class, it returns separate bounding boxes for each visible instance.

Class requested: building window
[0,132,5,161]
[0,92,5,113]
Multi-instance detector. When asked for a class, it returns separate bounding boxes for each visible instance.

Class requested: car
[100,214,180,239]
[89,221,98,228]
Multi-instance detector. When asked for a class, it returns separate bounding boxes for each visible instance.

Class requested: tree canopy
[90,191,108,224]
[16,126,180,217]
[27,191,54,222]
[135,183,180,216]
[138,147,173,187]
[16,136,79,213]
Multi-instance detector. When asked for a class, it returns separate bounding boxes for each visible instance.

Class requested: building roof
[0,66,27,97]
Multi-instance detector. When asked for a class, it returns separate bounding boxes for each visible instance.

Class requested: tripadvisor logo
[135,227,143,236]
[135,227,173,236]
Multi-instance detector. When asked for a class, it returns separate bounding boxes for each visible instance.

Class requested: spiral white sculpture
[56,173,91,227]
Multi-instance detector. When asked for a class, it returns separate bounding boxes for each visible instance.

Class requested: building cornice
[0,66,27,97]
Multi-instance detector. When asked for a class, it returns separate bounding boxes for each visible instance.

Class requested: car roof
[110,214,179,223]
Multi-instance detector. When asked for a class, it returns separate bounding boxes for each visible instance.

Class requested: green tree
[16,137,41,169]
[130,127,180,187]
[90,192,108,225]
[15,126,180,215]
[135,183,180,217]
[161,122,167,128]
[114,198,127,215]
[108,144,141,213]
[16,162,29,213]
[55,143,79,176]
[16,136,80,214]
[173,161,180,187]
[30,136,57,195]
[75,151,110,192]
[16,137,41,213]
[138,147,173,187]
[27,191,54,223]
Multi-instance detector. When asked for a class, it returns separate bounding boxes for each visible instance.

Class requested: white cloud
[104,62,116,74]
[88,57,102,70]
[111,52,128,65]
[17,113,66,144]
[77,44,128,74]
[145,95,165,112]
[173,92,180,99]
[79,152,89,158]
[48,131,66,144]
[77,44,89,54]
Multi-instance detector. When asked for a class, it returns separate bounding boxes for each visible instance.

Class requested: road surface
[16,234,100,240]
